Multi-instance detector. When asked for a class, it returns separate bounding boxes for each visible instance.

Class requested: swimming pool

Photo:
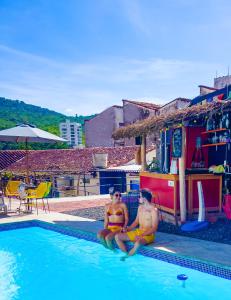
[0,221,230,300]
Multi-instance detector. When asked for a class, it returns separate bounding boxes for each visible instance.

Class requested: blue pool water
[0,227,230,300]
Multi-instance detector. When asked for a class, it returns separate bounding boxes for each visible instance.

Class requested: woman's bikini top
[107,208,123,216]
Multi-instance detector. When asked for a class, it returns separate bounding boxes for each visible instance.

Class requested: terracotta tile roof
[5,146,148,174]
[0,150,27,171]
[123,99,161,111]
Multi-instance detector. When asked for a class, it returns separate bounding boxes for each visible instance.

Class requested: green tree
[0,97,96,150]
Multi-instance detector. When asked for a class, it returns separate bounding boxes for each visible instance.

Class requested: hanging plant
[147,158,160,172]
[2,172,13,179]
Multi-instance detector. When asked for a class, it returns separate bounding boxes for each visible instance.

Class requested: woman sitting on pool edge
[97,190,128,251]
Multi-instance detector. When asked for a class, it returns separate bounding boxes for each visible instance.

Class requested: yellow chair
[5,180,21,210]
[20,182,50,214]
[44,182,51,212]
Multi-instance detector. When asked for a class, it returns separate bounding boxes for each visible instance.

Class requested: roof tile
[4,146,153,174]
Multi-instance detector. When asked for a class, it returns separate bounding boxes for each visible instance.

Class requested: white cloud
[64,108,74,114]
[0,44,225,115]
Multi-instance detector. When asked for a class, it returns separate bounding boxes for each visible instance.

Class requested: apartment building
[59,120,83,148]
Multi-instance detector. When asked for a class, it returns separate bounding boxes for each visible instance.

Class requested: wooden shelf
[201,128,228,134]
[202,142,227,147]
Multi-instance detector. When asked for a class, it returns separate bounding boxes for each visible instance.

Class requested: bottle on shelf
[206,117,215,131]
[221,113,230,129]
[191,137,205,168]
[212,134,218,144]
[220,115,223,129]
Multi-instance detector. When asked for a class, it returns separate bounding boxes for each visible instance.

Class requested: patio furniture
[19,182,51,214]
[5,180,21,210]
[0,194,7,215]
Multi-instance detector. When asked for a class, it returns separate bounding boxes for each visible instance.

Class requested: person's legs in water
[97,229,111,248]
[117,229,154,261]
[120,239,147,261]
[115,232,130,254]
[105,231,119,251]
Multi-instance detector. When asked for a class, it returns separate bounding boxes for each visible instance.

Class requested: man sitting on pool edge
[115,189,158,260]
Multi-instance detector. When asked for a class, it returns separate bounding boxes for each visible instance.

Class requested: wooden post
[179,126,186,223]
[141,135,147,171]
[135,147,142,165]
[76,173,81,196]
[83,173,87,196]
[25,140,30,184]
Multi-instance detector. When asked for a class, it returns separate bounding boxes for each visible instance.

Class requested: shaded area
[158,219,231,245]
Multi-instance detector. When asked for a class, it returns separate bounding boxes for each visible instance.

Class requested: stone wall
[159,98,190,115]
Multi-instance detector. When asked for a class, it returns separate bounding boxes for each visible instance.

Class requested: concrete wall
[123,100,158,125]
[85,100,159,147]
[123,101,158,146]
[159,99,190,115]
[199,86,216,96]
[113,107,125,146]
[214,75,231,89]
[77,177,100,196]
[85,106,123,147]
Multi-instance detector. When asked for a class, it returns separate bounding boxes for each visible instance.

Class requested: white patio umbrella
[0,124,67,182]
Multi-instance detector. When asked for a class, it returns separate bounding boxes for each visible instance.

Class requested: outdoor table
[25,184,36,190]
[17,183,37,213]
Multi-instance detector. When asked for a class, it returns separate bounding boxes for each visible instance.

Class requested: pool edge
[0,219,231,281]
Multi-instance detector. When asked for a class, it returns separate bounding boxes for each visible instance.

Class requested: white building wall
[59,120,83,148]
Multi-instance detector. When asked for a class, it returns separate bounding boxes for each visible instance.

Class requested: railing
[51,180,139,197]
[0,172,140,198]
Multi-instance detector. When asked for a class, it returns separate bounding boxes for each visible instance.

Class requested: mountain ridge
[0,97,96,149]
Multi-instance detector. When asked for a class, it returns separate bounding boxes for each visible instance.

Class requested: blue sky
[0,0,231,115]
